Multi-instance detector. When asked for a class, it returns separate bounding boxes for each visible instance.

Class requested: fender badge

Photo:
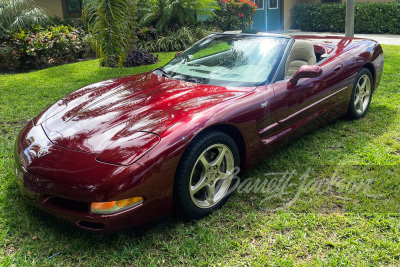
[261,101,269,108]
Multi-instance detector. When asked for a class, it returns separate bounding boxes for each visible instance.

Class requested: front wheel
[347,68,373,119]
[174,131,240,219]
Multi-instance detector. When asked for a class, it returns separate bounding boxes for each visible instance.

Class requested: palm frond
[83,0,136,67]
[0,0,49,32]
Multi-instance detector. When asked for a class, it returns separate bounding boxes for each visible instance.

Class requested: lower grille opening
[77,221,105,230]
[42,195,89,213]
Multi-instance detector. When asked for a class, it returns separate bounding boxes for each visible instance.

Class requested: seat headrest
[285,40,317,77]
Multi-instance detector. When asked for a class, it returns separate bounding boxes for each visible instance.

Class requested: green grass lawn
[0,46,399,266]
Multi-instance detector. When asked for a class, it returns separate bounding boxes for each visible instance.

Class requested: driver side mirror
[289,65,323,86]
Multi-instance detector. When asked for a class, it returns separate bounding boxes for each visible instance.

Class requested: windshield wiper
[155,68,171,78]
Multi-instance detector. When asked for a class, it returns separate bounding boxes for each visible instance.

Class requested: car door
[267,54,349,143]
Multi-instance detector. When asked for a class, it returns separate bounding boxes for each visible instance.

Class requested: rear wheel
[347,68,373,119]
[174,131,240,219]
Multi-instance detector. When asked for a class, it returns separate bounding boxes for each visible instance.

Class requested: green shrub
[137,0,218,32]
[0,45,20,70]
[214,0,258,31]
[49,16,86,29]
[136,26,217,52]
[81,34,94,59]
[292,2,400,34]
[124,50,159,67]
[0,31,12,43]
[8,25,93,70]
[242,27,258,34]
[137,40,158,53]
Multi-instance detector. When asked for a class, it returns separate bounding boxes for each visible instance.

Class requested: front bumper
[14,121,173,232]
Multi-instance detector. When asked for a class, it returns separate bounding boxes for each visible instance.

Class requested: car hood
[37,71,253,153]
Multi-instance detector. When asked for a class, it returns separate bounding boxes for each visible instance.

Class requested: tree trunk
[128,0,137,53]
[345,0,355,37]
[128,34,137,53]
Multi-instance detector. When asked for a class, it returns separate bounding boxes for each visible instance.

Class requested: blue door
[252,0,266,32]
[252,0,282,32]
[267,0,281,31]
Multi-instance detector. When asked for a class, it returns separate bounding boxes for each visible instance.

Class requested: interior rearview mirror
[289,65,323,86]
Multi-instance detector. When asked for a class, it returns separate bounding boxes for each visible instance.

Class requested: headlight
[96,132,160,166]
[91,197,144,214]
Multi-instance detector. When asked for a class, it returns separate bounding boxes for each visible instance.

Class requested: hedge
[292,2,400,34]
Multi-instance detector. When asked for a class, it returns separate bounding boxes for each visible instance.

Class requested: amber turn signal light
[91,197,143,214]
[91,201,116,210]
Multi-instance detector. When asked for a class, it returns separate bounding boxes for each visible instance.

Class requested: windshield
[157,34,290,87]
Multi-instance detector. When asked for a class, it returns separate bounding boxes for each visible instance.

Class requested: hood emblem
[37,147,50,158]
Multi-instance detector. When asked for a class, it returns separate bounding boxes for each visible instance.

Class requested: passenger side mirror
[289,65,323,86]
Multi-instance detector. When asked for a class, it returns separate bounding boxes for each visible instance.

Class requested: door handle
[334,64,343,71]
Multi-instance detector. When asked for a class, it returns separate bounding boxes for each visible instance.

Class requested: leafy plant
[124,50,159,67]
[175,27,195,49]
[7,25,92,70]
[0,45,20,70]
[193,26,211,39]
[81,34,94,59]
[137,0,218,32]
[49,15,86,29]
[156,35,176,52]
[214,0,257,31]
[0,0,49,32]
[137,40,158,53]
[83,0,136,67]
[241,27,258,34]
[136,26,216,53]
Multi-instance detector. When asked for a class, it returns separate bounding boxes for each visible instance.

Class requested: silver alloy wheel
[354,74,372,115]
[189,144,235,209]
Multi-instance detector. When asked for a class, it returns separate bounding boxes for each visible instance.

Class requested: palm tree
[137,0,218,32]
[83,0,136,67]
[0,0,49,32]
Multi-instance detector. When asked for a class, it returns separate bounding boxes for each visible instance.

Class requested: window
[162,35,290,86]
[253,0,264,10]
[269,0,278,9]
[66,0,82,14]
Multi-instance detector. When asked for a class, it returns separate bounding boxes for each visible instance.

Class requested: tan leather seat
[285,40,317,77]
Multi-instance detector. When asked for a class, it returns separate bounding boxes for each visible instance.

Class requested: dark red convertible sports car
[14,33,384,231]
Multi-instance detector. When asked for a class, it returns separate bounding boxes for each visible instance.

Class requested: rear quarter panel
[347,39,384,91]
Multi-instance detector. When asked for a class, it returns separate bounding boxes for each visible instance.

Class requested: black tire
[347,68,373,119]
[174,131,240,219]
